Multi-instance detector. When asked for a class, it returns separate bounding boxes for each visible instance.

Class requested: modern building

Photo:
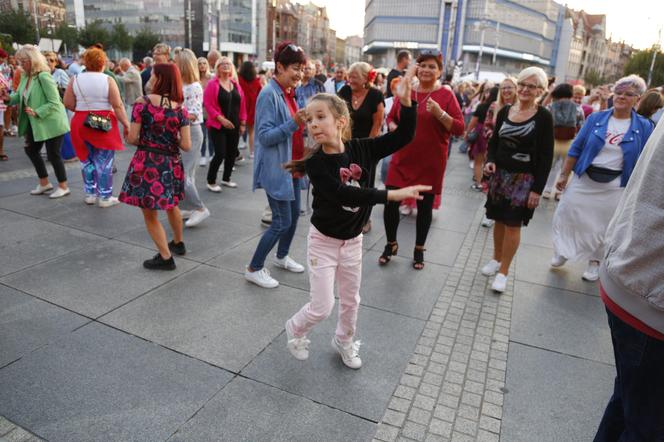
[2,0,67,32]
[344,35,363,66]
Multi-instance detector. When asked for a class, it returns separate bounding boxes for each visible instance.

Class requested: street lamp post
[474,21,486,81]
[647,27,662,87]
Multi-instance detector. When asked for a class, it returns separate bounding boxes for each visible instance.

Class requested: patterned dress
[119,97,190,210]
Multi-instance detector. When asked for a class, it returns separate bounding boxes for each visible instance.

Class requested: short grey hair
[614,74,647,95]
[143,56,153,66]
[517,66,548,90]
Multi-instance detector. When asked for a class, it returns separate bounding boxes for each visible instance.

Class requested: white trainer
[582,261,600,282]
[221,180,237,188]
[332,336,362,369]
[84,195,97,205]
[207,183,223,193]
[550,254,568,268]
[185,207,210,227]
[285,320,310,361]
[481,259,501,276]
[491,273,508,293]
[30,183,53,195]
[274,255,305,273]
[245,267,279,288]
[180,210,193,219]
[98,196,120,208]
[48,187,71,199]
[481,215,494,227]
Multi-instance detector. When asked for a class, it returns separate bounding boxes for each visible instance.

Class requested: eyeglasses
[517,82,540,91]
[614,91,638,98]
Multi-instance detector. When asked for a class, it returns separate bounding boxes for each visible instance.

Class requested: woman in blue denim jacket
[551,75,654,282]
[246,42,308,289]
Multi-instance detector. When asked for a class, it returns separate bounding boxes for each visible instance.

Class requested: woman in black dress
[480,67,554,293]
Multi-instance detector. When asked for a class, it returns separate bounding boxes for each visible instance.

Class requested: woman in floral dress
[119,63,192,270]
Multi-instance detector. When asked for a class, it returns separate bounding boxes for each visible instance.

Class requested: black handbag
[586,165,621,183]
[75,77,112,132]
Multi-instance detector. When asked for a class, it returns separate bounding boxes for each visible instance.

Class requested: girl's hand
[484,162,496,175]
[527,191,540,209]
[426,97,443,118]
[387,185,432,202]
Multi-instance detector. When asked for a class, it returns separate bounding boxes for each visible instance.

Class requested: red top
[600,284,664,341]
[386,87,464,194]
[238,77,262,126]
[70,111,124,161]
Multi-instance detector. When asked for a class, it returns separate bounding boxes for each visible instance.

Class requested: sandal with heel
[378,241,398,266]
[413,247,426,270]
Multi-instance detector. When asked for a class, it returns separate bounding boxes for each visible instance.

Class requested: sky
[299,0,663,50]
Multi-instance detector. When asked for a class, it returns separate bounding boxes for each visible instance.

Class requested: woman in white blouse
[176,49,210,227]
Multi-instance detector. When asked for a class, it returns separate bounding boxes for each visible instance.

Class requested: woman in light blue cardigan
[246,42,307,289]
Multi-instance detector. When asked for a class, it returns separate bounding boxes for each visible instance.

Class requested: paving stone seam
[0,415,45,441]
[515,278,600,299]
[508,339,614,367]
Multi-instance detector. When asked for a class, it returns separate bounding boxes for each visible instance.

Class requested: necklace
[351,89,367,107]
[416,84,437,108]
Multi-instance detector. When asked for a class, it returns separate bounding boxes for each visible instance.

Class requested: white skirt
[552,173,623,262]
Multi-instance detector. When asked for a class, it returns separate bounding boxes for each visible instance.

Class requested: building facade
[2,0,67,34]
[266,0,299,60]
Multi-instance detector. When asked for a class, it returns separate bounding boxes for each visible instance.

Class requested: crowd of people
[1,40,663,438]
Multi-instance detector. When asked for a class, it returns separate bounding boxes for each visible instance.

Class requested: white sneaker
[491,273,508,293]
[48,187,71,199]
[469,160,474,169]
[274,255,305,273]
[185,207,210,227]
[180,210,193,219]
[582,261,600,282]
[30,183,53,195]
[285,320,310,361]
[399,205,412,216]
[481,215,494,227]
[332,336,362,369]
[221,180,237,188]
[550,254,567,268]
[245,267,279,288]
[98,196,120,208]
[207,183,223,193]
[199,157,207,167]
[84,195,97,205]
[481,259,501,276]
[542,191,552,200]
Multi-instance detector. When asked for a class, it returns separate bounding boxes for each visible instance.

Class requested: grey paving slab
[47,199,146,238]
[511,281,613,365]
[370,225,465,267]
[101,265,309,372]
[515,244,599,296]
[502,342,613,442]
[0,187,99,221]
[0,284,89,368]
[0,210,101,278]
[1,240,198,318]
[401,204,475,234]
[0,322,232,442]
[360,250,449,320]
[169,377,375,442]
[519,207,555,249]
[242,305,425,422]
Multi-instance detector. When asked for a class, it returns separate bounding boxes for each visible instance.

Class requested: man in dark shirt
[314,59,327,84]
[140,56,153,94]
[385,50,411,97]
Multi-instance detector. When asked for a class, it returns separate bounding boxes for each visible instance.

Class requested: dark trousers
[384,186,435,246]
[25,124,67,183]
[594,308,664,441]
[207,127,239,184]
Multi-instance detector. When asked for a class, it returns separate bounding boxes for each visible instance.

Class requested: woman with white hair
[550,74,654,282]
[480,66,554,293]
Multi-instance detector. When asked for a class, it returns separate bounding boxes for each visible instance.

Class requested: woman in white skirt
[551,75,654,281]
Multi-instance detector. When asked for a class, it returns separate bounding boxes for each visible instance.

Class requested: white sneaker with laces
[481,259,501,276]
[491,273,508,293]
[582,261,600,282]
[180,210,193,219]
[550,254,567,268]
[245,267,279,288]
[274,255,305,273]
[221,180,238,188]
[185,207,210,227]
[98,196,119,208]
[84,195,97,205]
[207,183,223,193]
[30,183,53,195]
[285,320,310,360]
[332,336,362,369]
[48,187,71,199]
[481,215,494,227]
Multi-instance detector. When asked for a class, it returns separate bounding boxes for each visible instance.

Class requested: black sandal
[413,247,426,270]
[378,241,398,266]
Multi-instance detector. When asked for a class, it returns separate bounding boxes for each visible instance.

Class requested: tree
[584,68,606,88]
[54,23,79,54]
[0,10,37,45]
[78,20,112,50]
[132,27,159,59]
[624,47,664,87]
[111,23,132,52]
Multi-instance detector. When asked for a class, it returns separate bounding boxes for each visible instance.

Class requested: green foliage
[78,20,112,50]
[54,23,79,53]
[132,27,159,59]
[0,10,37,45]
[111,23,133,52]
[584,68,606,88]
[624,47,664,87]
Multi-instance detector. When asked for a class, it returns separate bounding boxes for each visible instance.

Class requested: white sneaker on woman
[582,261,600,282]
[285,320,310,361]
[399,205,412,216]
[98,196,119,208]
[481,216,494,227]
[274,255,305,273]
[332,336,362,369]
[481,259,501,276]
[491,273,508,293]
[185,208,210,227]
[48,187,71,199]
[207,183,222,193]
[245,267,279,288]
[84,195,97,205]
[30,183,53,195]
[221,180,237,188]
[550,254,567,268]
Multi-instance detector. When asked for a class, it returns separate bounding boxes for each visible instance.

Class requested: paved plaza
[0,136,615,442]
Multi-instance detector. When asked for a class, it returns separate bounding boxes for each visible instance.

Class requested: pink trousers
[288,226,363,343]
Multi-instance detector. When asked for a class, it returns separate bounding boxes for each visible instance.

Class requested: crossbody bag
[75,76,112,132]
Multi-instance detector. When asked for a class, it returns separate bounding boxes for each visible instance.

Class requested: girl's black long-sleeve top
[305,102,417,240]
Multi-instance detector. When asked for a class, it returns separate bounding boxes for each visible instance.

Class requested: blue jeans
[249,177,301,271]
[594,308,664,441]
[380,155,392,184]
[200,124,213,157]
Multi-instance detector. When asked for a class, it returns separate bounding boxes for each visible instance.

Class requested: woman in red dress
[381,52,465,269]
[238,61,262,159]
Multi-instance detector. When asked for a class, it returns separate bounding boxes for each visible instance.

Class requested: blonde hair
[349,62,372,86]
[517,67,548,91]
[284,93,352,174]
[15,45,49,75]
[573,85,586,96]
[197,57,211,79]
[496,77,517,110]
[215,56,238,81]
[176,48,200,84]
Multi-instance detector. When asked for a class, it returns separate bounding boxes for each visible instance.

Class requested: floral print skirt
[484,168,535,227]
[119,149,184,210]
